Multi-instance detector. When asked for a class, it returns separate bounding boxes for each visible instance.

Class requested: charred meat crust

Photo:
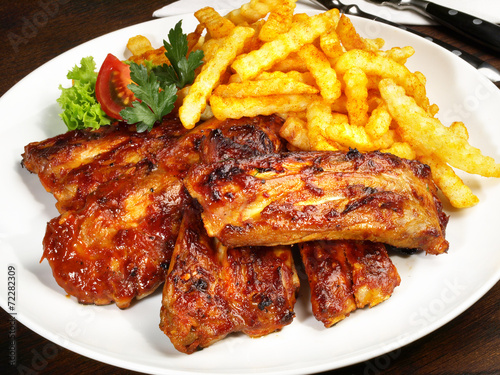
[22,115,286,308]
[160,203,299,354]
[184,149,449,254]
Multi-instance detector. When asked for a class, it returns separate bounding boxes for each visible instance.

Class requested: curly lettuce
[57,56,111,130]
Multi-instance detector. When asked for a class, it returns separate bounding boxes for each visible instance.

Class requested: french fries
[126,0,500,208]
[297,44,341,103]
[210,93,318,120]
[195,7,235,39]
[179,25,255,129]
[259,0,296,42]
[231,9,340,81]
[379,79,500,178]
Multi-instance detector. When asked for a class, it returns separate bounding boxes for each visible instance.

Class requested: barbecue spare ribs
[184,149,449,255]
[299,240,400,327]
[22,115,285,308]
[22,113,449,353]
[160,202,299,354]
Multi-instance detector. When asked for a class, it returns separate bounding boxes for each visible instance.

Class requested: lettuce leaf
[57,56,111,130]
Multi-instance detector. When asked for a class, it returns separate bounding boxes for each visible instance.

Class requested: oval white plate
[0,11,499,375]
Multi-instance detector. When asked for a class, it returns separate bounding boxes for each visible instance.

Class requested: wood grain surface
[0,1,499,374]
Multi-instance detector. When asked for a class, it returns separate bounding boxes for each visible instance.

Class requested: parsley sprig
[120,64,177,132]
[120,20,204,132]
[154,21,204,88]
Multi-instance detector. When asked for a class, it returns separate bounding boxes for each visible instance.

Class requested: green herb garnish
[120,20,204,132]
[120,63,177,132]
[57,57,111,130]
[152,20,204,88]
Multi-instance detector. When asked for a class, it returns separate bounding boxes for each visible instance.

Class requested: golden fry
[213,78,318,97]
[379,79,500,178]
[377,46,415,65]
[195,7,235,39]
[297,44,341,103]
[306,100,393,152]
[306,101,341,151]
[210,94,319,120]
[187,23,205,53]
[343,67,369,127]
[320,29,344,60]
[126,36,169,66]
[270,52,309,73]
[335,49,429,110]
[336,14,383,52]
[279,115,311,150]
[180,26,255,129]
[224,0,276,25]
[127,35,153,56]
[259,0,296,42]
[381,142,416,160]
[365,103,391,139]
[450,121,469,140]
[255,71,317,86]
[232,9,340,81]
[419,154,479,208]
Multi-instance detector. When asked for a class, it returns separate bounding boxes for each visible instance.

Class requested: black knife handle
[425,2,500,54]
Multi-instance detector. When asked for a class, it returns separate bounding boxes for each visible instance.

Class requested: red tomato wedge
[95,54,136,120]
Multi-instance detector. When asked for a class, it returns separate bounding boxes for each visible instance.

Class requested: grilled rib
[160,202,299,354]
[345,240,401,309]
[299,240,356,327]
[160,115,296,353]
[22,115,285,308]
[299,240,400,327]
[22,118,190,213]
[184,149,449,254]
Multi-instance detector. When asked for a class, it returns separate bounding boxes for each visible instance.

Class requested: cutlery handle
[423,2,500,53]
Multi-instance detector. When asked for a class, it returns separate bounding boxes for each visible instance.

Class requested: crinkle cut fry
[179,26,256,129]
[231,9,340,81]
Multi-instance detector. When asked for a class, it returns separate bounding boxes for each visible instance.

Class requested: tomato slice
[95,53,136,120]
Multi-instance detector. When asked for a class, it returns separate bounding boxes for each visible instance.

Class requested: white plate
[1,12,499,375]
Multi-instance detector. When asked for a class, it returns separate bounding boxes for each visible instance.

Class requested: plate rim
[1,10,499,375]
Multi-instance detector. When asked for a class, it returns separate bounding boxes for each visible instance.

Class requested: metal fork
[311,0,500,84]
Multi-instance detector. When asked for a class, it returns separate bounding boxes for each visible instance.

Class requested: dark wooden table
[1,1,499,374]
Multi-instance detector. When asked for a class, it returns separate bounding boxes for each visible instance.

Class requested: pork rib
[160,202,299,354]
[160,115,296,353]
[22,115,285,308]
[299,240,400,327]
[184,149,449,254]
